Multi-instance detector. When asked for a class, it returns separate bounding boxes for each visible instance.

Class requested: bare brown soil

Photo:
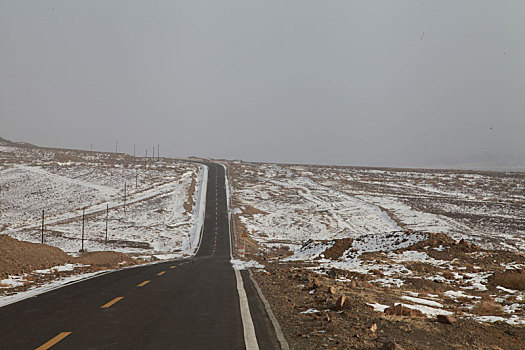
[76,251,135,270]
[251,258,525,350]
[241,205,269,216]
[321,238,354,260]
[0,234,71,278]
[235,231,525,349]
[0,234,137,294]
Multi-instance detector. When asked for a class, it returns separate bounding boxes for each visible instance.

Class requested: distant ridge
[2,136,524,173]
[0,136,37,148]
[424,152,525,173]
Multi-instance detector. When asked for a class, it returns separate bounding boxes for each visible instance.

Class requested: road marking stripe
[157,271,166,276]
[137,280,150,287]
[36,332,72,350]
[234,269,259,349]
[101,296,124,308]
[170,265,176,269]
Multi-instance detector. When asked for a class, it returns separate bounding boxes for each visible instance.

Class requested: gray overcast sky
[1,1,524,168]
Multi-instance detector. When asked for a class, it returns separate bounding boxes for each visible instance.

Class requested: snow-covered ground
[0,143,207,257]
[230,162,524,252]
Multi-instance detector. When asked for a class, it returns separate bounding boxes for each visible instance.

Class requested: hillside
[0,139,206,299]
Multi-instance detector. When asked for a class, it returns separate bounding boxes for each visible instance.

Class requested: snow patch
[401,295,444,308]
[230,259,264,271]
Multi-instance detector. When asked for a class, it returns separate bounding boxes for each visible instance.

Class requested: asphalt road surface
[0,162,279,349]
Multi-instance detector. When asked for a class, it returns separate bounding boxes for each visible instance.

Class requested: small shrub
[493,270,525,291]
[472,295,504,316]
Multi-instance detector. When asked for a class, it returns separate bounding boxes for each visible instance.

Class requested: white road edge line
[235,269,259,350]
[222,163,259,350]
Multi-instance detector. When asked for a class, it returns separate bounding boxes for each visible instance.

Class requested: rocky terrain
[227,161,525,349]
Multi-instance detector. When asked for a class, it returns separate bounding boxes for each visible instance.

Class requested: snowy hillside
[230,162,524,253]
[0,143,206,257]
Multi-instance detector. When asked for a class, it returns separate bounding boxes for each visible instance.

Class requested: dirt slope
[0,235,135,280]
[0,235,71,278]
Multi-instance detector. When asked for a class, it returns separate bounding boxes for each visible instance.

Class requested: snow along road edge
[182,163,208,254]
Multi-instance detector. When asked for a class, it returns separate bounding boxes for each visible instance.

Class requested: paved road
[0,162,278,349]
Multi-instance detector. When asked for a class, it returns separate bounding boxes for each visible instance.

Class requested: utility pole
[152,146,155,160]
[105,204,109,243]
[41,210,45,244]
[133,144,136,157]
[115,141,118,153]
[81,209,85,252]
[90,144,93,151]
[157,144,160,161]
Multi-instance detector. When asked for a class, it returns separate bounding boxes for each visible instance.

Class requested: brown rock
[322,238,354,259]
[313,279,322,288]
[369,323,377,333]
[437,314,457,324]
[298,274,309,282]
[384,304,424,318]
[382,340,404,350]
[324,313,332,323]
[328,286,336,295]
[335,294,346,310]
[459,238,469,246]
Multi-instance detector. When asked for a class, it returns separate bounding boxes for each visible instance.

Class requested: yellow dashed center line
[157,271,166,276]
[101,296,124,309]
[137,280,150,287]
[36,332,72,350]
